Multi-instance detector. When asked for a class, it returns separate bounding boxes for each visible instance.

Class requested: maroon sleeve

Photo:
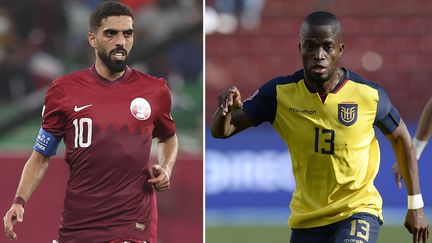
[41,80,67,137]
[152,79,176,139]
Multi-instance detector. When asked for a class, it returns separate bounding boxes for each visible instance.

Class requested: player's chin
[111,58,127,65]
[107,61,127,73]
[307,72,330,83]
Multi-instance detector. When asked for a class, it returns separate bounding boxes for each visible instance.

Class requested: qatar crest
[338,103,358,126]
[130,97,152,120]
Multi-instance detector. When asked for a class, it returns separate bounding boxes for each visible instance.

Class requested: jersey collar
[89,65,133,84]
[331,67,349,94]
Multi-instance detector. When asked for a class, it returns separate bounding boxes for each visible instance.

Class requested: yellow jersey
[243,68,401,228]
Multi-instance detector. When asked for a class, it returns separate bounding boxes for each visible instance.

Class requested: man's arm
[415,97,432,141]
[3,151,50,240]
[211,86,254,138]
[393,98,432,188]
[148,134,178,192]
[412,97,432,157]
[386,119,429,243]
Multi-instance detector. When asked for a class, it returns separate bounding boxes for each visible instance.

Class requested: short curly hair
[89,1,133,32]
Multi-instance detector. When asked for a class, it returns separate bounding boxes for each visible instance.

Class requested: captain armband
[412,137,428,160]
[408,194,424,210]
[34,128,61,157]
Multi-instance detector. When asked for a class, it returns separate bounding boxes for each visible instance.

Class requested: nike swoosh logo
[74,104,92,112]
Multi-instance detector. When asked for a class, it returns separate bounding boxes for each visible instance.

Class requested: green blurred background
[207,226,412,243]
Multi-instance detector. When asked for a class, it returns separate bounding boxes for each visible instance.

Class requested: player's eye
[105,30,118,37]
[324,45,333,51]
[303,43,314,51]
[123,30,134,38]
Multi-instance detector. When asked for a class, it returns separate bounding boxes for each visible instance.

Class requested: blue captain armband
[34,128,61,157]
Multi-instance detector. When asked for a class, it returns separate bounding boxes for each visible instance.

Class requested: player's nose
[114,34,126,47]
[312,47,325,60]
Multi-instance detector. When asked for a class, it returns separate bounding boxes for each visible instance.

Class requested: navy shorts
[290,213,382,243]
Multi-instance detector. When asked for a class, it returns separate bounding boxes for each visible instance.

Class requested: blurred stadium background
[205,0,432,242]
[0,0,202,243]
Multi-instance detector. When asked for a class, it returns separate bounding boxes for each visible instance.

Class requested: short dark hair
[303,11,340,27]
[89,1,133,32]
[300,11,342,38]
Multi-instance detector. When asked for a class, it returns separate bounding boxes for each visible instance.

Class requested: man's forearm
[157,134,178,176]
[390,123,421,195]
[396,138,421,195]
[15,151,50,203]
[415,98,432,141]
[211,107,236,138]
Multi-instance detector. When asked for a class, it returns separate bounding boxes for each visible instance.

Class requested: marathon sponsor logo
[288,107,316,115]
[344,239,364,243]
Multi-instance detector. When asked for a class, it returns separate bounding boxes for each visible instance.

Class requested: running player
[211,11,429,243]
[3,1,178,242]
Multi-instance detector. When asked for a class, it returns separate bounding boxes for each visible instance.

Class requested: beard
[97,46,128,73]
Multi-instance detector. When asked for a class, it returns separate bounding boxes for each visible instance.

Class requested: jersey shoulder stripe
[243,69,304,125]
[345,69,400,134]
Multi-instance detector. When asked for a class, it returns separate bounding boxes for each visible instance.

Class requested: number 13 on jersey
[314,127,335,154]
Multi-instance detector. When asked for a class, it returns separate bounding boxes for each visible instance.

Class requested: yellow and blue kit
[243,68,400,228]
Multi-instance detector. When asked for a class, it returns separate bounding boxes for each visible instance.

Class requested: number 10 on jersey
[73,118,93,148]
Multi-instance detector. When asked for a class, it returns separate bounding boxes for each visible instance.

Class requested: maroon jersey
[41,66,175,243]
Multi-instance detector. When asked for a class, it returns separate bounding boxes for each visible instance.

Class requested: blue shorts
[290,213,382,243]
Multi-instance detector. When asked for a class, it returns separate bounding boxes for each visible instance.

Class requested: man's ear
[339,43,344,57]
[88,32,97,48]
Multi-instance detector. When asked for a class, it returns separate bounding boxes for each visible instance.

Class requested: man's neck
[94,59,125,81]
[305,68,344,95]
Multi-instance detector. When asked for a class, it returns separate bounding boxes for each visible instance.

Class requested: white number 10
[73,118,92,148]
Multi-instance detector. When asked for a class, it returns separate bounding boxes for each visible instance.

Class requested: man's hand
[211,86,253,138]
[217,86,243,116]
[148,164,171,192]
[392,162,403,189]
[3,204,24,240]
[405,208,429,243]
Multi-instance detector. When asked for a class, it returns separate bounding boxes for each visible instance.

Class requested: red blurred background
[206,0,432,123]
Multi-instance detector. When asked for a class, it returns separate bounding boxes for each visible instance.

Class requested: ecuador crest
[338,103,358,126]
